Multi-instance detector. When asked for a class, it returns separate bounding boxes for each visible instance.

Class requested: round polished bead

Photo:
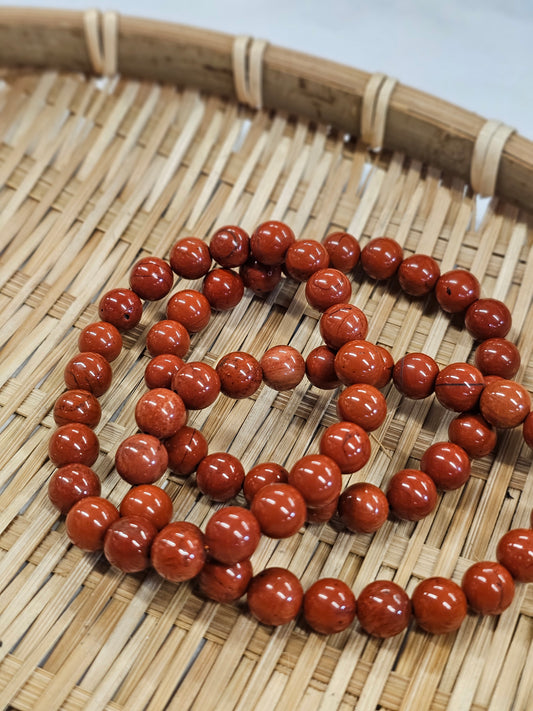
[64,351,112,397]
[334,340,387,387]
[209,225,250,268]
[285,240,330,281]
[387,469,438,521]
[523,412,533,449]
[434,362,485,412]
[48,423,99,468]
[260,345,305,391]
[420,441,471,490]
[336,383,387,432]
[166,290,211,333]
[66,496,120,551]
[135,388,187,439]
[98,288,143,330]
[435,269,480,313]
[243,462,289,504]
[165,426,208,476]
[115,433,168,485]
[465,298,512,341]
[412,577,467,634]
[497,529,533,582]
[474,338,521,379]
[129,256,173,301]
[375,345,394,388]
[247,567,303,626]
[216,351,263,399]
[393,353,439,399]
[397,254,440,296]
[303,578,356,634]
[239,258,282,296]
[448,412,497,458]
[104,516,158,573]
[171,362,220,410]
[146,320,190,358]
[320,421,371,474]
[306,497,339,524]
[204,506,261,564]
[196,452,245,501]
[319,303,368,350]
[53,389,101,428]
[78,321,122,362]
[288,454,342,507]
[305,346,341,390]
[357,580,411,638]
[338,482,389,533]
[120,485,173,530]
[462,561,515,615]
[144,354,185,389]
[305,268,352,312]
[251,483,306,538]
[151,521,206,582]
[250,221,295,265]
[48,463,101,514]
[202,268,244,311]
[479,379,531,428]
[169,237,211,279]
[360,237,403,280]
[324,232,360,272]
[197,558,253,603]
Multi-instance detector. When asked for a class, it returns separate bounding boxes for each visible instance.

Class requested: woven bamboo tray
[0,7,532,711]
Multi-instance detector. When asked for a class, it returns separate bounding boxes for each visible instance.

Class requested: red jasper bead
[336,383,387,432]
[305,346,341,390]
[204,506,261,564]
[243,462,289,504]
[115,433,168,485]
[386,469,438,521]
[202,268,244,311]
[434,362,484,412]
[412,577,467,634]
[251,483,306,538]
[479,379,530,428]
[198,558,253,603]
[53,389,101,428]
[247,567,303,626]
[98,288,143,330]
[334,340,387,387]
[166,290,211,333]
[171,362,220,410]
[465,298,512,340]
[338,482,389,533]
[285,240,330,281]
[216,351,263,399]
[324,232,360,272]
[448,412,497,458]
[209,225,250,268]
[497,529,533,582]
[375,345,394,388]
[64,351,112,397]
[397,254,440,296]
[260,345,305,391]
[78,321,122,362]
[165,426,208,476]
[435,269,480,313]
[523,412,533,449]
[120,485,173,530]
[357,580,411,638]
[146,320,190,358]
[393,352,439,399]
[305,268,352,312]
[65,496,120,551]
[129,256,173,301]
[320,421,371,474]
[239,258,282,296]
[151,521,206,582]
[48,463,101,514]
[135,388,187,439]
[319,303,368,350]
[306,497,339,524]
[360,237,403,280]
[462,561,515,615]
[250,220,295,265]
[420,441,471,491]
[303,578,356,634]
[474,338,521,379]
[48,423,99,468]
[104,516,158,573]
[144,354,185,389]
[196,452,245,501]
[288,454,342,507]
[169,237,211,279]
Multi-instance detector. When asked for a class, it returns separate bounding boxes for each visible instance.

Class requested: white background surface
[8,0,533,139]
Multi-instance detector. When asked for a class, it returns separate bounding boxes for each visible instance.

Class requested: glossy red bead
[523,412,533,449]
[435,269,480,313]
[65,496,120,551]
[319,421,371,474]
[48,463,101,514]
[78,321,122,362]
[319,303,368,350]
[462,561,515,614]
[146,319,190,358]
[497,529,533,582]
[360,237,403,280]
[479,379,530,428]
[98,288,143,330]
[305,268,352,312]
[171,362,220,410]
[144,354,185,389]
[204,506,261,564]
[151,521,206,582]
[135,388,187,439]
[202,268,244,311]
[303,578,356,634]
[412,577,467,634]
[336,383,387,432]
[64,351,112,397]
[48,423,99,468]
[324,232,360,272]
[129,256,173,301]
[386,469,438,521]
[196,452,245,501]
[448,412,497,458]
[247,567,303,626]
[216,351,263,399]
[243,462,289,504]
[305,346,341,390]
[250,221,295,265]
[209,225,250,268]
[53,389,101,428]
[393,353,439,399]
[465,298,512,340]
[239,258,282,296]
[474,338,521,379]
[197,558,253,603]
[166,289,211,333]
[338,482,389,533]
[288,454,342,507]
[420,441,471,490]
[397,254,440,296]
[165,426,208,476]
[260,345,305,391]
[115,433,168,485]
[104,516,158,573]
[285,240,330,281]
[434,362,484,412]
[357,580,411,638]
[334,340,387,387]
[375,345,394,388]
[251,483,306,538]
[120,485,173,530]
[169,237,211,279]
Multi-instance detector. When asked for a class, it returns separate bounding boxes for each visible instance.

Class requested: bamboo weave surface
[0,67,532,711]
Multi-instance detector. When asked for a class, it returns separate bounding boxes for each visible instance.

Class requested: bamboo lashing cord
[83,9,119,77]
[470,119,515,197]
[360,72,398,150]
[232,36,268,109]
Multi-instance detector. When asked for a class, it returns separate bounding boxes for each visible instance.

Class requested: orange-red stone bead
[462,561,515,615]
[129,256,173,301]
[412,577,467,634]
[165,426,208,476]
[204,506,261,564]
[171,362,220,410]
[305,268,352,312]
[243,462,289,504]
[397,254,440,296]
[435,269,480,313]
[251,483,306,538]
[216,351,263,399]
[497,529,533,582]
[386,469,437,521]
[303,578,356,634]
[434,362,484,412]
[146,319,190,358]
[169,237,211,279]
[115,433,168,485]
[65,496,120,552]
[98,288,143,330]
[336,383,387,432]
[119,485,173,530]
[288,454,342,507]
[338,482,389,533]
[166,290,211,333]
[209,225,250,268]
[64,351,112,397]
[250,220,295,265]
[260,345,305,391]
[202,268,244,311]
[420,441,471,490]
[196,452,245,501]
[479,379,530,428]
[104,516,158,573]
[135,388,187,439]
[48,423,99,468]
[151,521,206,582]
[247,567,303,626]
[357,580,411,638]
[48,463,101,514]
[197,558,253,603]
[53,389,101,428]
[319,421,371,474]
[323,232,360,272]
[78,321,122,362]
[285,239,330,281]
[319,303,368,350]
[360,237,403,280]
[305,345,340,390]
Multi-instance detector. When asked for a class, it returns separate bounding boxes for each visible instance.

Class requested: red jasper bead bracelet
[47,220,533,638]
